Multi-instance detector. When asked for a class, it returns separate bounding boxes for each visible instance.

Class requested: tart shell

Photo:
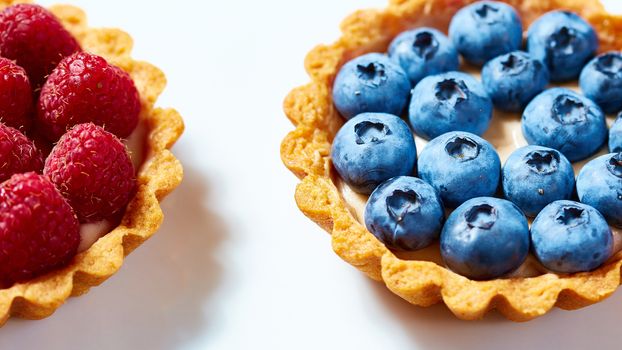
[281,0,622,321]
[0,1,184,325]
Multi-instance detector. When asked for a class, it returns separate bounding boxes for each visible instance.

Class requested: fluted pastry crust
[281,0,622,321]
[0,0,184,325]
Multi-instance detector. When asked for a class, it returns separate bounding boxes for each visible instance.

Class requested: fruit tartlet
[281,0,622,321]
[0,1,183,325]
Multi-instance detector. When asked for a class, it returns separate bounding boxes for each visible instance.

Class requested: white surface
[1,0,622,349]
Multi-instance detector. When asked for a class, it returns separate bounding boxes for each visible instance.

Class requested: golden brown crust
[281,0,622,321]
[0,1,184,324]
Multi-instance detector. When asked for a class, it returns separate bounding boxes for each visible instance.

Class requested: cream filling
[338,67,622,278]
[76,119,147,252]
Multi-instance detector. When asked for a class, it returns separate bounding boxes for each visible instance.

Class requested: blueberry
[521,88,607,162]
[332,53,411,120]
[440,197,530,280]
[531,200,613,273]
[448,1,523,66]
[502,145,575,217]
[576,153,622,227]
[364,176,444,251]
[527,11,598,82]
[611,113,622,153]
[388,28,459,85]
[482,51,549,112]
[580,52,622,114]
[331,113,416,194]
[418,131,501,208]
[409,72,492,140]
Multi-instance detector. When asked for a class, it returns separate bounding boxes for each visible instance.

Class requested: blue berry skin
[364,176,444,251]
[331,113,416,195]
[502,146,575,217]
[409,72,493,140]
[440,197,530,280]
[580,52,622,114]
[527,11,598,82]
[418,131,501,208]
[448,1,523,66]
[388,28,460,85]
[332,53,411,120]
[576,153,622,227]
[521,88,607,162]
[531,200,613,273]
[482,51,550,112]
[611,114,622,153]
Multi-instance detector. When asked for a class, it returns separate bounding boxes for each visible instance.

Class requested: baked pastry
[281,0,622,321]
[0,1,183,324]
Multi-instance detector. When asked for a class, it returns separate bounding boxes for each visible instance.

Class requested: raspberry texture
[45,123,136,223]
[0,172,79,286]
[0,4,80,88]
[0,58,33,131]
[37,52,141,141]
[0,123,43,182]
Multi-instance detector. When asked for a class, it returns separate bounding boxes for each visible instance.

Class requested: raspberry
[44,123,136,222]
[0,4,80,88]
[0,172,79,286]
[37,52,140,141]
[0,123,43,182]
[0,58,33,131]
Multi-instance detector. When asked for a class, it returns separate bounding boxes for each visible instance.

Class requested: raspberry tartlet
[282,0,622,321]
[0,1,183,324]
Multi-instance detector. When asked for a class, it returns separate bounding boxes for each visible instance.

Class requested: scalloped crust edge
[281,0,622,321]
[0,1,184,325]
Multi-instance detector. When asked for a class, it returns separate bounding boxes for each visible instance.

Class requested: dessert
[282,0,622,321]
[0,1,183,325]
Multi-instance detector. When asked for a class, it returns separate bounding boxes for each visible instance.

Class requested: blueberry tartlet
[282,0,622,321]
[0,1,183,324]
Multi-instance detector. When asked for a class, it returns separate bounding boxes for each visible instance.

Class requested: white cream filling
[76,119,147,252]
[78,220,114,253]
[338,66,622,278]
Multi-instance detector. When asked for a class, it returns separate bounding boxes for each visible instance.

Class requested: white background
[0,0,621,349]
